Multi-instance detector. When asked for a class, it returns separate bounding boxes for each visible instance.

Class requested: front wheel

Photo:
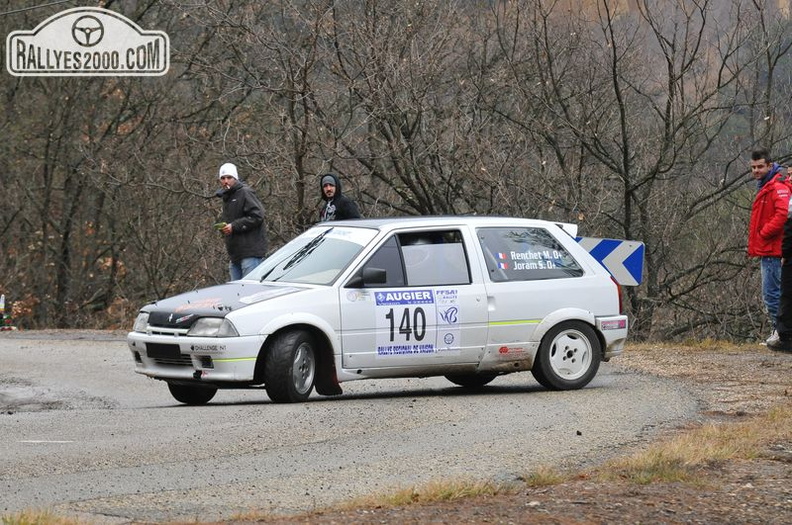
[264,329,317,403]
[167,382,218,405]
[531,321,601,390]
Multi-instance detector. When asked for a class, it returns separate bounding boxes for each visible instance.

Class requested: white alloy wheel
[547,328,593,380]
[531,321,601,390]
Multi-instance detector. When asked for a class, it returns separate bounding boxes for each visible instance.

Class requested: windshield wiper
[259,228,334,282]
[281,227,333,272]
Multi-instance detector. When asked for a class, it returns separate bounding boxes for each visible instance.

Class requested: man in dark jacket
[769,198,792,353]
[319,173,361,222]
[215,162,268,280]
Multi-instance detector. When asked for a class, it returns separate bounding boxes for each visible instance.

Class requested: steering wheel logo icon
[71,15,104,47]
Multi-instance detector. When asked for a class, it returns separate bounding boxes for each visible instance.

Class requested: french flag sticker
[498,262,509,269]
[497,252,507,259]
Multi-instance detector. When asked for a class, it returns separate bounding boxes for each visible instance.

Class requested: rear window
[477,227,583,282]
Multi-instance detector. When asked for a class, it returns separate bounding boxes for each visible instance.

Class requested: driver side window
[357,236,406,287]
[351,230,470,288]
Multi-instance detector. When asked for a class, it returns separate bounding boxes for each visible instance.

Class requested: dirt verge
[242,344,792,525]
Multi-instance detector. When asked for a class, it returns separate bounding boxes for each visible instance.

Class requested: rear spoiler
[555,222,579,238]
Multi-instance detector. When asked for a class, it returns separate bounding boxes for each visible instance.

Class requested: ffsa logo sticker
[6,7,169,76]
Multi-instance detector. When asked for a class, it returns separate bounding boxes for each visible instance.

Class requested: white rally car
[128,216,628,405]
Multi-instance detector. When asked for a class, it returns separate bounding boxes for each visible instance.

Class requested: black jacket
[783,207,792,261]
[217,181,268,262]
[319,173,361,221]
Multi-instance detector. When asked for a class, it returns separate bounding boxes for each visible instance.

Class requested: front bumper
[127,331,267,383]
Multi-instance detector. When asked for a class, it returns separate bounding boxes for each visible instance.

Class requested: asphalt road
[0,331,699,523]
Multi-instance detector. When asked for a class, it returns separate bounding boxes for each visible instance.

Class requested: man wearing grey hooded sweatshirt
[319,173,361,222]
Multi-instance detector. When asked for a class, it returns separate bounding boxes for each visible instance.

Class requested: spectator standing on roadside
[319,173,361,222]
[768,202,792,353]
[747,148,791,344]
[215,162,268,280]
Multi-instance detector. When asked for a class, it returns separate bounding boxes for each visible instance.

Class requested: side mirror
[346,267,387,288]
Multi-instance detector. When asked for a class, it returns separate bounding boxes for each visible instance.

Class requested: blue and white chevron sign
[576,237,645,286]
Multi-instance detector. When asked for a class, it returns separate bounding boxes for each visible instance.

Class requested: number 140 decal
[384,307,426,341]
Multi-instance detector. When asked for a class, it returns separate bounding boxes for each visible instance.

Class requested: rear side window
[477,227,583,282]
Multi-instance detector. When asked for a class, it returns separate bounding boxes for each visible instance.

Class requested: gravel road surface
[0,331,699,523]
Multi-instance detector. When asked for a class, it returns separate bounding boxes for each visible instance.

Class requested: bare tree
[1,0,791,340]
[473,0,792,339]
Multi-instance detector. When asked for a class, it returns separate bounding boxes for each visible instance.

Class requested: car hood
[142,283,303,329]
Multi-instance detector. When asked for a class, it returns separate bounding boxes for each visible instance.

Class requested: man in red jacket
[747,148,790,344]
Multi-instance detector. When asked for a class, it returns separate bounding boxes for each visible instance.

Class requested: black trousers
[776,258,792,339]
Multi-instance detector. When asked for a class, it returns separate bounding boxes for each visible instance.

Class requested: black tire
[531,321,601,390]
[264,329,317,403]
[445,373,497,389]
[167,382,217,405]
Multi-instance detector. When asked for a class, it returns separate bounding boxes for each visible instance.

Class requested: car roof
[319,216,578,237]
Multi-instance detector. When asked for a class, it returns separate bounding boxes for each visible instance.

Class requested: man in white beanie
[215,162,268,280]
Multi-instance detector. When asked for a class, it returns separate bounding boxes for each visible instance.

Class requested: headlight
[132,312,149,332]
[187,317,239,337]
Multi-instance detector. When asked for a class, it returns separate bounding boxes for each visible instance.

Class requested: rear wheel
[531,321,601,390]
[264,329,317,403]
[445,373,497,389]
[167,382,217,405]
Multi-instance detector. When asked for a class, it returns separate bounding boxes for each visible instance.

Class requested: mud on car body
[128,216,629,405]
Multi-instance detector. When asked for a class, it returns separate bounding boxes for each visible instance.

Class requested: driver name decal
[500,250,565,270]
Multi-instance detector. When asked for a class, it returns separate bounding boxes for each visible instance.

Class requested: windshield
[246,225,378,285]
